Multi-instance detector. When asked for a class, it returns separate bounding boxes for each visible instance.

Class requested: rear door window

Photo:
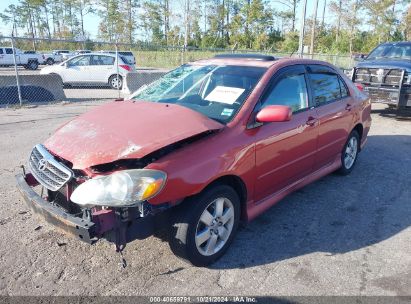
[309,73,341,104]
[307,65,345,105]
[91,55,115,65]
[5,48,13,54]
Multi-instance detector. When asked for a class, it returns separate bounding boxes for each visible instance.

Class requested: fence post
[115,42,121,99]
[11,36,23,106]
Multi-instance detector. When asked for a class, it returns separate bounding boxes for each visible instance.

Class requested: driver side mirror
[256,105,292,123]
[354,54,365,62]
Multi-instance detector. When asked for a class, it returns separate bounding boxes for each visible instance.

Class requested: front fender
[146,134,256,206]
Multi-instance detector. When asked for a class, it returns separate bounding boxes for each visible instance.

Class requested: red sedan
[16,54,371,266]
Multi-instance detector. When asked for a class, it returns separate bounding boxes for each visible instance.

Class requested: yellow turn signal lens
[142,178,165,200]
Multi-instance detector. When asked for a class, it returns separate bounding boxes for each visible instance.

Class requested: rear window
[119,51,133,56]
[120,56,130,64]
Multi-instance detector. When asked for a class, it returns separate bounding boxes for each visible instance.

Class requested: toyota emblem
[38,158,48,171]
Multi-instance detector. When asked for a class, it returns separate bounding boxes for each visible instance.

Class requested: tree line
[1,0,410,54]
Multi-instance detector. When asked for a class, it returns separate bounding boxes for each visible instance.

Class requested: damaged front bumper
[15,172,162,245]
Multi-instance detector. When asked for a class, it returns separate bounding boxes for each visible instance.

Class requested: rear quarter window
[339,77,349,98]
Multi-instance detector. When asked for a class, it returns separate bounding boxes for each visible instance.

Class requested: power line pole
[321,0,327,29]
[310,0,319,57]
[298,0,308,57]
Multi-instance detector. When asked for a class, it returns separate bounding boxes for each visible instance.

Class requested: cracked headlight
[70,169,166,207]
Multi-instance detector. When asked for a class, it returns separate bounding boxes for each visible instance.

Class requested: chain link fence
[0,36,355,107]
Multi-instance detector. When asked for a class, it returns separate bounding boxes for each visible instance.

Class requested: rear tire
[396,106,411,120]
[338,130,360,175]
[46,58,54,65]
[168,185,240,266]
[27,60,38,70]
[109,75,123,90]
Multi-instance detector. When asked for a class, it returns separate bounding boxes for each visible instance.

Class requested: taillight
[355,83,364,91]
[119,64,132,71]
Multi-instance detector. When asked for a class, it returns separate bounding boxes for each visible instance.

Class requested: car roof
[72,52,117,57]
[379,41,411,46]
[190,56,339,69]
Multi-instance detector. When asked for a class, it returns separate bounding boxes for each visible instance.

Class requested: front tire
[338,130,360,175]
[168,185,241,266]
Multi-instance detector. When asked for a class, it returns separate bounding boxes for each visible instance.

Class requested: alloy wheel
[195,197,235,256]
[344,136,358,169]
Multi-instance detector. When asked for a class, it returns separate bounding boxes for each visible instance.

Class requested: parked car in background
[352,52,368,60]
[0,47,43,70]
[39,51,63,65]
[99,50,136,65]
[18,54,371,266]
[40,53,135,89]
[74,50,92,55]
[351,41,411,117]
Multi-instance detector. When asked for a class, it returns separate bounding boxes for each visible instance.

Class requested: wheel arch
[49,72,63,83]
[352,123,364,149]
[108,73,123,81]
[201,174,248,221]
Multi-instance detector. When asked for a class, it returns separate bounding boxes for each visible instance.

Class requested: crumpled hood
[44,101,223,170]
[357,59,411,72]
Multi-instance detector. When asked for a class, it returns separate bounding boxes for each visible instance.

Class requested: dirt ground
[0,102,410,296]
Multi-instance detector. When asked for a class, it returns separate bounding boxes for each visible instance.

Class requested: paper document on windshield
[205,86,245,104]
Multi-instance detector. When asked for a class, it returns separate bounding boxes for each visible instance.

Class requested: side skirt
[246,155,342,222]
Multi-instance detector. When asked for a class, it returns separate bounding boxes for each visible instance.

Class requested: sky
[0,0,406,40]
[0,0,327,39]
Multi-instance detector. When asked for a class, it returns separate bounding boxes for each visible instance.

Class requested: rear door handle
[306,117,318,126]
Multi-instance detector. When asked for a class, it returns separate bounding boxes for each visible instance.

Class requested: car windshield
[131,64,266,124]
[366,44,411,60]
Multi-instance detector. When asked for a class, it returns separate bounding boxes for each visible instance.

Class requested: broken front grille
[354,68,405,85]
[28,144,73,191]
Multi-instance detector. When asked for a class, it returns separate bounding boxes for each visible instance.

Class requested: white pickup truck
[0,47,44,70]
[40,51,66,65]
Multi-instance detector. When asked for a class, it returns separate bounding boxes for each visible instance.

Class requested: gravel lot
[0,102,410,296]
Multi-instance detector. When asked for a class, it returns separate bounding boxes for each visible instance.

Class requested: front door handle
[306,117,318,126]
